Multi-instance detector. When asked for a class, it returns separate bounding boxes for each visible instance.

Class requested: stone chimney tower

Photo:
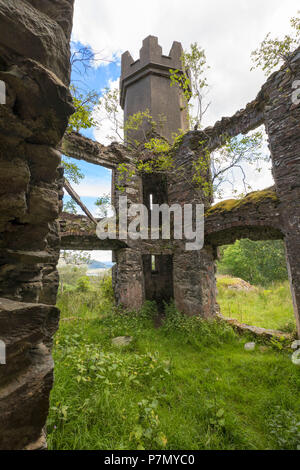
[120,36,190,143]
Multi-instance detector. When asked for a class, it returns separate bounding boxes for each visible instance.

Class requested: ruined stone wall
[112,158,146,309]
[167,133,217,317]
[59,187,283,250]
[264,51,300,335]
[120,36,189,143]
[0,6,298,451]
[0,0,74,450]
[58,45,300,334]
[109,131,218,317]
[205,188,283,246]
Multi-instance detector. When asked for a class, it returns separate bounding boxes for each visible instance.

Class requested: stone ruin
[0,0,299,450]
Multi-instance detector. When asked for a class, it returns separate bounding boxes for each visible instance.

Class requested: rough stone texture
[59,213,127,251]
[264,51,300,336]
[113,248,145,310]
[61,43,300,335]
[0,0,74,450]
[61,131,131,169]
[120,36,190,143]
[205,187,283,246]
[60,186,282,247]
[0,23,300,449]
[217,314,292,341]
[111,336,133,347]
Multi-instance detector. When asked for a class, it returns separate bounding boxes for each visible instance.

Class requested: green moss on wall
[206,188,279,216]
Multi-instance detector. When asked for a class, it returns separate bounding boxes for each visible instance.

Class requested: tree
[63,199,78,214]
[67,86,100,134]
[65,43,267,204]
[95,89,168,150]
[62,44,105,214]
[62,142,85,215]
[96,86,123,142]
[94,194,111,217]
[217,239,288,286]
[58,265,87,290]
[62,156,84,184]
[209,131,267,200]
[76,276,91,293]
[251,12,300,76]
[170,42,210,129]
[70,42,115,78]
[61,250,91,266]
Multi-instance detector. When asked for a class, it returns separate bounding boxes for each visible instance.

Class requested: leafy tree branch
[251,12,300,75]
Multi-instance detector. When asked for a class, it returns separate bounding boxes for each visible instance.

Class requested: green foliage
[170,42,210,128]
[58,265,87,288]
[251,12,300,75]
[61,251,91,266]
[57,279,114,320]
[117,112,266,202]
[76,276,91,293]
[63,199,78,214]
[269,336,291,352]
[115,162,137,192]
[48,284,300,450]
[124,109,169,150]
[163,301,237,347]
[94,194,111,217]
[179,131,266,199]
[62,157,84,185]
[170,68,192,109]
[217,239,288,286]
[130,399,168,450]
[67,87,99,134]
[102,80,265,201]
[269,407,300,450]
[191,148,212,198]
[206,402,226,433]
[211,131,266,199]
[144,137,171,155]
[217,277,295,333]
[100,275,114,302]
[139,301,158,321]
[97,87,123,142]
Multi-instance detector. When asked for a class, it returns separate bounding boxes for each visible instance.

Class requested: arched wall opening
[215,237,296,334]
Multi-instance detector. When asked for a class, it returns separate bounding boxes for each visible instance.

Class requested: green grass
[217,278,296,333]
[47,289,300,450]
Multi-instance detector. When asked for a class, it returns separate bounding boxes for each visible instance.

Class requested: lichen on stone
[206,188,279,216]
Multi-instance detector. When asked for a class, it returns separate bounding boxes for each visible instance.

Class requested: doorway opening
[216,239,296,333]
[142,254,174,311]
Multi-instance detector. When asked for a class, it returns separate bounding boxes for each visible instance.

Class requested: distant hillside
[104,262,115,268]
[88,260,109,269]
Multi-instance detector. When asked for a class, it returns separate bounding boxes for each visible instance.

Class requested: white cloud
[67,174,112,199]
[88,250,113,263]
[72,0,298,197]
[73,0,299,126]
[93,78,123,145]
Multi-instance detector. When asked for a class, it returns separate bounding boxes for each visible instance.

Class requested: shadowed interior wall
[143,254,174,309]
[0,0,74,450]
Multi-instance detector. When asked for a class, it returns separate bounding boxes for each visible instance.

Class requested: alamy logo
[0,80,6,105]
[96,196,204,251]
[0,340,6,365]
[291,340,300,365]
[292,80,300,105]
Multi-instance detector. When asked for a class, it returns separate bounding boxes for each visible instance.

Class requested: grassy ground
[217,277,296,333]
[47,283,300,450]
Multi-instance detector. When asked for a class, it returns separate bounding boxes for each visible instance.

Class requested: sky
[64,0,299,262]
